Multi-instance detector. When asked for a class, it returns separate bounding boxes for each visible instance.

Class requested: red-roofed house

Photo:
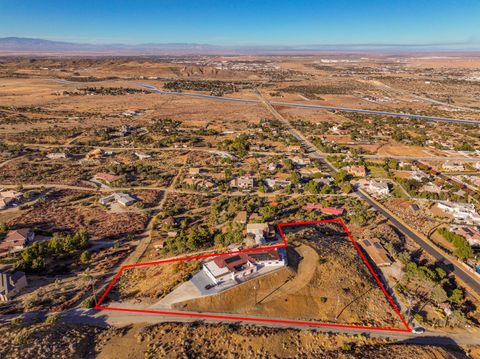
[0,228,35,256]
[94,172,122,184]
[203,248,286,285]
[302,203,344,216]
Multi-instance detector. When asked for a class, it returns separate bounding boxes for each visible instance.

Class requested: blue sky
[1,0,479,47]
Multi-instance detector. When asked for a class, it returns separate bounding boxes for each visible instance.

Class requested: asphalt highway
[138,84,480,125]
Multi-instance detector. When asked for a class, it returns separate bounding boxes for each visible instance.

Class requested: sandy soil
[175,234,405,329]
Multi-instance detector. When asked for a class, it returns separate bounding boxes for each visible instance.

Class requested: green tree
[290,171,301,186]
[80,250,91,264]
[449,288,464,304]
[430,286,448,304]
[304,180,319,194]
[340,182,352,194]
[333,170,350,184]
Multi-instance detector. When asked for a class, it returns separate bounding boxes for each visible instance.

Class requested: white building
[420,183,443,194]
[443,161,464,172]
[360,180,390,196]
[438,202,480,225]
[46,152,68,160]
[135,152,152,160]
[265,178,291,189]
[0,190,22,210]
[290,157,311,166]
[409,171,427,181]
[202,248,287,285]
[230,176,254,190]
[99,192,136,207]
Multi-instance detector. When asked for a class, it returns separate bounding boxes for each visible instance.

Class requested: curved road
[256,92,480,298]
[138,84,480,125]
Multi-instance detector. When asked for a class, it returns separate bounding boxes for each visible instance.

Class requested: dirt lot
[175,223,406,329]
[7,190,149,240]
[113,259,201,303]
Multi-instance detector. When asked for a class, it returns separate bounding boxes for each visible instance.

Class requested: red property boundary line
[95,218,411,333]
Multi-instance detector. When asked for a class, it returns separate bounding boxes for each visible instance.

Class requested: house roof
[0,190,22,199]
[359,239,391,266]
[0,271,26,294]
[95,172,122,183]
[5,228,32,242]
[211,249,281,274]
[302,203,344,215]
[246,223,269,232]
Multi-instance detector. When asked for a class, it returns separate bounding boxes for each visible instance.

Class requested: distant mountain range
[0,37,225,54]
[0,37,479,55]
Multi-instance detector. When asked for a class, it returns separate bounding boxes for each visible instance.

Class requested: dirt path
[124,153,189,265]
[259,244,318,304]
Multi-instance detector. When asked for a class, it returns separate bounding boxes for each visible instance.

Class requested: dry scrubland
[0,321,474,359]
[175,223,404,329]
[1,55,480,356]
[6,190,149,240]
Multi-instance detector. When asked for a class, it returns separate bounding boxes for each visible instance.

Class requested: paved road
[365,79,480,113]
[358,155,480,162]
[138,84,480,125]
[256,93,480,298]
[356,189,480,296]
[3,307,479,346]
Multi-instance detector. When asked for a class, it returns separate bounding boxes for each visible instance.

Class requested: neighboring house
[0,228,35,256]
[409,171,427,181]
[451,226,480,247]
[442,161,464,172]
[302,203,344,216]
[437,202,480,225]
[189,168,202,176]
[299,167,322,177]
[122,110,141,117]
[287,145,301,153]
[135,152,152,160]
[0,271,27,302]
[46,152,68,160]
[290,157,311,166]
[230,176,254,190]
[267,163,278,172]
[120,124,133,135]
[173,143,188,149]
[265,178,291,189]
[331,126,350,135]
[0,190,22,210]
[359,239,392,267]
[347,165,367,177]
[86,148,104,159]
[420,183,443,194]
[246,223,270,244]
[202,248,287,285]
[94,172,122,184]
[99,192,136,207]
[361,180,390,196]
[313,176,334,186]
[184,178,214,189]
